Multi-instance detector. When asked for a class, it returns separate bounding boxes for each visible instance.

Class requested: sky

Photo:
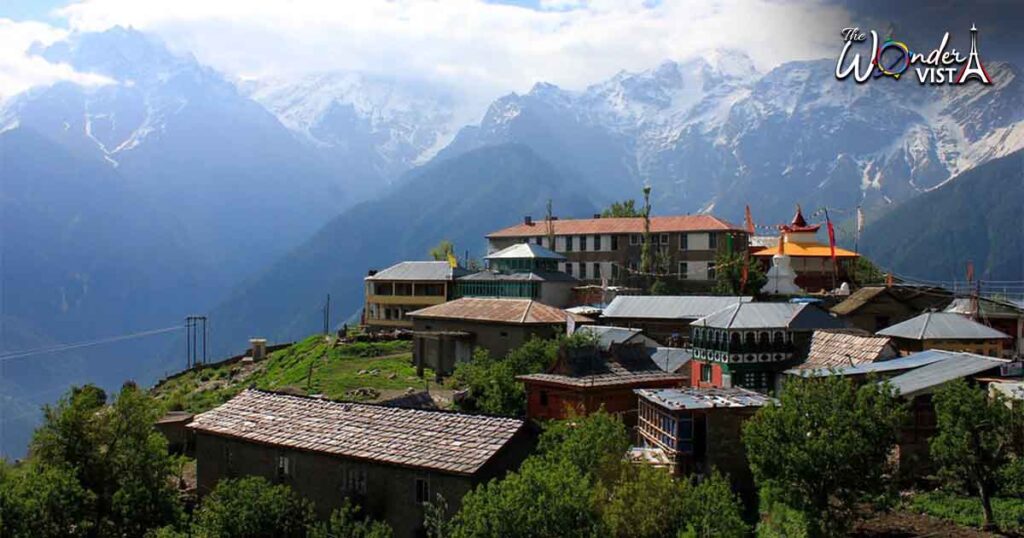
[0,0,1021,104]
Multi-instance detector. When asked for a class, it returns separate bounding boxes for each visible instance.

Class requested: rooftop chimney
[524,216,533,226]
[593,214,601,219]
[250,338,268,362]
[367,269,378,277]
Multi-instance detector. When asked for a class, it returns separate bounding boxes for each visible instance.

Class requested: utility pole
[185,315,208,369]
[322,294,331,337]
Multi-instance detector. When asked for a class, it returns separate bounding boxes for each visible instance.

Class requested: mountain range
[1,26,1021,456]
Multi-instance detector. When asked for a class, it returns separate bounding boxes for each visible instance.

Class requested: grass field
[909,491,1024,534]
[151,335,431,414]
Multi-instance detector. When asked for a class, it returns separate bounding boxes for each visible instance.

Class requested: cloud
[0,18,112,102]
[52,0,852,103]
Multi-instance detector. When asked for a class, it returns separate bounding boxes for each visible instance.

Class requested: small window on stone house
[415,478,430,504]
[277,454,291,478]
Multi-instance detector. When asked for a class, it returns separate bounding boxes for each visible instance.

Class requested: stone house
[830,285,952,333]
[877,311,1011,357]
[599,295,753,345]
[188,389,532,538]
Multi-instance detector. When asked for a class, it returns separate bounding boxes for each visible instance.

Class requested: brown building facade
[486,215,749,290]
[188,390,532,538]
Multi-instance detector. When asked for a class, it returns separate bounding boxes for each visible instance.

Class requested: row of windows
[369,282,446,297]
[638,402,695,454]
[366,304,416,321]
[562,261,619,280]
[527,233,729,252]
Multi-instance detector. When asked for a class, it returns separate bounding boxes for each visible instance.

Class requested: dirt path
[854,510,1010,537]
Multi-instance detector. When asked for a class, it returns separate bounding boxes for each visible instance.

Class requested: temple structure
[751,206,859,292]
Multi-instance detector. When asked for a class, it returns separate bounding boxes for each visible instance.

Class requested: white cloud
[3,1,853,105]
[0,18,113,102]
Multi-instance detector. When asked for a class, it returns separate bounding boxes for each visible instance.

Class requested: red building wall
[524,380,683,426]
[690,360,724,389]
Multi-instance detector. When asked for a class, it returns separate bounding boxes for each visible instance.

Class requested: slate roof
[407,298,591,324]
[367,261,468,281]
[517,345,686,388]
[636,387,776,410]
[884,351,1009,397]
[946,297,1024,319]
[487,215,744,238]
[785,350,950,378]
[797,329,897,370]
[601,295,753,320]
[830,286,952,316]
[188,389,524,475]
[576,325,659,351]
[692,302,845,330]
[485,243,565,260]
[458,270,577,283]
[877,311,1011,341]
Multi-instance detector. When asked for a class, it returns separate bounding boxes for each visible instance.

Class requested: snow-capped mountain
[243,73,464,182]
[438,50,1024,223]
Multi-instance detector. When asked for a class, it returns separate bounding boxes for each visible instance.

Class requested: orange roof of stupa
[751,241,859,258]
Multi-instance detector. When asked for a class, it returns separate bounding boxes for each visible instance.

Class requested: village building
[407,297,591,378]
[188,389,532,538]
[877,311,1012,357]
[155,411,195,456]
[945,297,1024,356]
[689,302,846,393]
[363,261,468,330]
[830,285,953,333]
[485,214,749,290]
[455,243,578,308]
[634,387,775,496]
[599,295,753,346]
[792,329,898,371]
[517,336,687,425]
[750,207,858,292]
[782,348,953,383]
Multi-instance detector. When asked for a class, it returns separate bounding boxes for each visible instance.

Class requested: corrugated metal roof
[884,351,1009,397]
[636,387,776,410]
[692,302,845,330]
[785,349,950,378]
[366,261,467,281]
[485,243,565,260]
[487,215,745,238]
[647,347,691,374]
[601,295,752,320]
[577,325,658,351]
[458,270,577,283]
[877,311,1011,340]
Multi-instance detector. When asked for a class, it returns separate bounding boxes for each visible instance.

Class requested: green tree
[537,409,630,480]
[931,379,1016,529]
[30,384,182,536]
[452,337,561,416]
[678,471,747,538]
[599,464,688,538]
[193,476,314,538]
[713,251,767,296]
[429,240,455,261]
[742,376,904,537]
[0,461,95,538]
[601,199,641,218]
[309,500,393,538]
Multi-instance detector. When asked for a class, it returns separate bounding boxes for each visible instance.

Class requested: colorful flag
[740,261,749,291]
[566,313,576,336]
[966,261,975,283]
[745,205,755,235]
[447,251,458,268]
[856,206,865,234]
[826,219,837,262]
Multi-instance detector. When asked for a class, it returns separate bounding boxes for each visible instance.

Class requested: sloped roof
[188,389,524,475]
[647,347,692,374]
[458,270,577,283]
[367,261,468,281]
[786,350,950,378]
[576,325,659,351]
[485,243,565,260]
[751,241,858,258]
[946,297,1024,319]
[884,351,1009,397]
[877,311,1011,341]
[407,298,591,324]
[692,302,845,330]
[798,329,897,370]
[830,286,953,316]
[487,215,744,238]
[636,387,776,410]
[601,295,753,320]
[517,345,686,388]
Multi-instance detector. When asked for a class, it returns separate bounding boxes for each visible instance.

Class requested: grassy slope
[151,335,431,414]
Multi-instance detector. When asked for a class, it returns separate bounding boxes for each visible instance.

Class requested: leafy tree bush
[451,336,566,416]
[429,240,455,261]
[193,476,314,538]
[601,199,641,218]
[743,376,904,537]
[0,461,95,538]
[29,383,182,536]
[309,500,393,538]
[678,471,747,538]
[713,251,767,296]
[931,379,1017,528]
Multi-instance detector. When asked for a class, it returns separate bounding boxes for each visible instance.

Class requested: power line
[0,326,183,362]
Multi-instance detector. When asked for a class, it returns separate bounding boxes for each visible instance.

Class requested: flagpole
[824,207,838,292]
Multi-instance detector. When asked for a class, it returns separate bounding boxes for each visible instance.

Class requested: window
[610,235,619,250]
[540,390,549,406]
[500,331,509,337]
[611,264,619,279]
[709,233,718,250]
[565,262,574,277]
[678,262,688,279]
[277,455,291,478]
[659,233,669,245]
[565,237,573,252]
[344,468,367,495]
[700,363,713,383]
[679,233,689,250]
[580,235,588,251]
[707,262,716,280]
[630,234,640,245]
[415,478,430,504]
[592,262,600,280]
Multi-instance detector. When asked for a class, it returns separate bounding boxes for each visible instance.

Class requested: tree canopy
[601,199,641,218]
[429,240,455,261]
[713,250,767,296]
[743,376,905,537]
[193,476,315,538]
